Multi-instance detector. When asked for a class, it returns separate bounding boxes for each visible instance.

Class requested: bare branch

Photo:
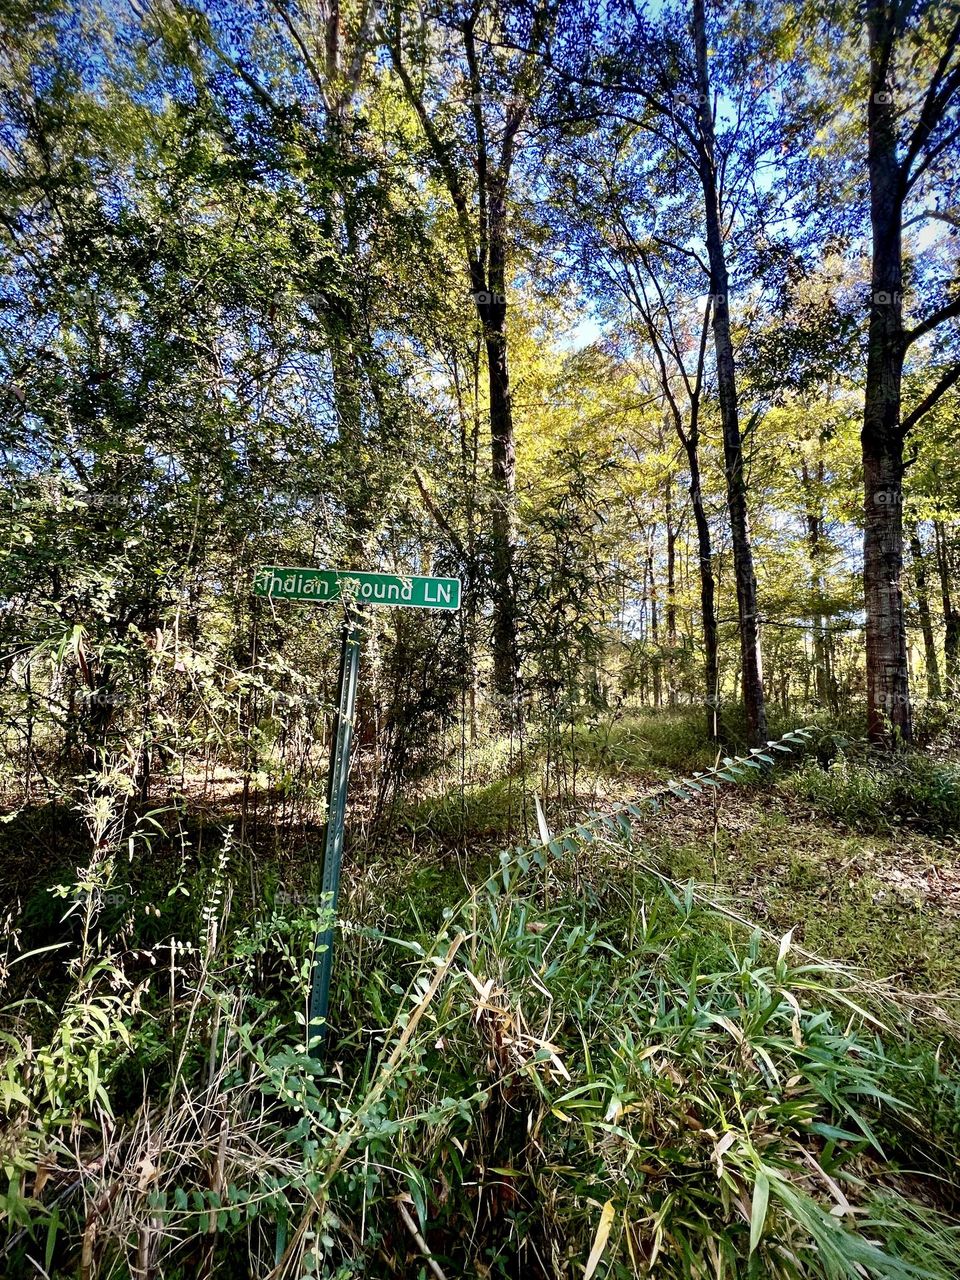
[903,293,960,348]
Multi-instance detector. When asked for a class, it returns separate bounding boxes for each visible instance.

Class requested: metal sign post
[253,566,460,1055]
[308,606,362,1051]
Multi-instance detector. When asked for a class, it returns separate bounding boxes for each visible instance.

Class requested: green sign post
[253,565,461,1054]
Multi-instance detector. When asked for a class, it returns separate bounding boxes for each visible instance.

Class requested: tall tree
[382,0,556,712]
[934,521,960,684]
[908,524,941,697]
[859,0,960,741]
[689,0,766,744]
[550,0,787,739]
[547,129,722,731]
[160,0,410,552]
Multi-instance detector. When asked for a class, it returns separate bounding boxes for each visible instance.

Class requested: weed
[789,753,960,836]
[3,731,960,1278]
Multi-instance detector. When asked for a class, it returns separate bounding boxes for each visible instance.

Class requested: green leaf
[45,1205,60,1272]
[807,1121,863,1143]
[750,1168,770,1254]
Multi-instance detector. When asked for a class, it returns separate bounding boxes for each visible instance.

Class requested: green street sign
[254,563,460,1068]
[254,566,461,611]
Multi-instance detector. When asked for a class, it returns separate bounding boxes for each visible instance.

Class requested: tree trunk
[387,36,523,716]
[812,616,831,707]
[863,0,911,743]
[482,164,520,712]
[863,434,910,737]
[665,461,678,706]
[908,524,941,698]
[647,539,662,708]
[329,337,374,544]
[800,462,836,709]
[687,450,720,739]
[934,521,960,685]
[455,348,483,743]
[692,0,766,746]
[482,319,519,710]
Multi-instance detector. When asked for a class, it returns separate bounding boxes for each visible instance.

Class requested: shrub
[789,752,960,836]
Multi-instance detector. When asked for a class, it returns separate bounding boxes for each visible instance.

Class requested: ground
[385,713,960,1008]
[6,714,959,1006]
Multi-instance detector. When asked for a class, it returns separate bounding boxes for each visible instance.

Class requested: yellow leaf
[584,1200,616,1280]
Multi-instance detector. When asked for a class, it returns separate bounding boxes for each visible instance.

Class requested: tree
[550,0,785,740]
[858,0,960,741]
[688,0,768,744]
[544,120,722,731]
[381,0,557,712]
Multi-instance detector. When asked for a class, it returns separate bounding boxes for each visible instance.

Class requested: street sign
[252,563,462,1059]
[255,566,460,611]
[307,612,362,1056]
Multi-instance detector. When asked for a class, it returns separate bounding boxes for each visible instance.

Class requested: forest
[1,0,960,1275]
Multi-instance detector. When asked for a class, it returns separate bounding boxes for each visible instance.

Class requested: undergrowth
[787,753,960,837]
[2,731,960,1278]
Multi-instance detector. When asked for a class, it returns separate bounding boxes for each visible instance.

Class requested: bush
[789,752,960,836]
[912,699,960,752]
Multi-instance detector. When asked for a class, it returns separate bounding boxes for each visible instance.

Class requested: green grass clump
[559,705,847,780]
[398,771,530,840]
[646,814,960,997]
[564,706,718,776]
[788,753,960,836]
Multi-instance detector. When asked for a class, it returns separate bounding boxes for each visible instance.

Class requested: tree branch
[903,293,960,348]
[902,205,960,230]
[902,13,960,180]
[381,20,481,278]
[172,1,285,118]
[461,12,489,273]
[901,361,960,434]
[268,0,330,108]
[412,467,467,561]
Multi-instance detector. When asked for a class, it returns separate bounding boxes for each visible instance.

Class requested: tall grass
[3,734,960,1278]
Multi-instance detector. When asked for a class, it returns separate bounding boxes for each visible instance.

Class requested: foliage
[788,753,960,837]
[2,733,960,1278]
[0,1,959,1276]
